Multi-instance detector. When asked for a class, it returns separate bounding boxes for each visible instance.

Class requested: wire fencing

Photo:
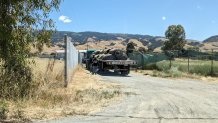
[165,49,218,76]
[130,49,218,77]
[64,35,78,87]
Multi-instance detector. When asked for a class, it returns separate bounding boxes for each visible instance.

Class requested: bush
[0,100,9,120]
[156,61,171,71]
[166,67,183,77]
[0,64,34,99]
[143,63,158,70]
[189,64,211,76]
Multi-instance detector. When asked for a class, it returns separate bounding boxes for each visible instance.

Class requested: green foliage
[0,0,61,99]
[143,63,158,70]
[126,42,137,54]
[154,60,218,76]
[187,46,200,51]
[162,25,186,51]
[0,100,9,120]
[151,67,183,78]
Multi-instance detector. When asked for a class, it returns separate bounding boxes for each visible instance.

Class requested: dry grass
[76,40,126,50]
[200,43,218,51]
[76,39,147,50]
[30,45,63,54]
[4,58,121,122]
[133,68,218,83]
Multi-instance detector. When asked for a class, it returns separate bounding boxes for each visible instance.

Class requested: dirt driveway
[40,73,218,123]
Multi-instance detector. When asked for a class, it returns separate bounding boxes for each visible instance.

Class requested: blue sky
[50,0,218,41]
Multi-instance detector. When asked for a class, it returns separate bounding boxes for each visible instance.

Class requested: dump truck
[84,49,136,75]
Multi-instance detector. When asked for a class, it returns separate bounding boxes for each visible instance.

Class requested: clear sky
[50,0,218,41]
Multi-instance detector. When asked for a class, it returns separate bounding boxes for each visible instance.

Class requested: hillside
[204,35,218,43]
[76,39,148,51]
[50,31,218,52]
[52,31,164,51]
[52,31,154,43]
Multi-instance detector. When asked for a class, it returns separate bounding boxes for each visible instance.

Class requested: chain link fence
[64,35,78,87]
[163,49,218,76]
[130,49,218,77]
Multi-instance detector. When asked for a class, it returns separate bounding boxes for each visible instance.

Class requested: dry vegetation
[76,39,147,50]
[135,58,218,83]
[1,58,121,122]
[200,42,218,51]
[30,45,63,54]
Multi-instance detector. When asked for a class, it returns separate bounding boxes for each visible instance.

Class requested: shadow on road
[97,71,131,77]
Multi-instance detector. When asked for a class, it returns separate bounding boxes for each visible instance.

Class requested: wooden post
[170,58,172,69]
[211,49,214,76]
[64,34,68,87]
[188,50,190,73]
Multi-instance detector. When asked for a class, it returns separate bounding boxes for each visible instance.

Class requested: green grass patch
[153,59,218,76]
[144,59,218,77]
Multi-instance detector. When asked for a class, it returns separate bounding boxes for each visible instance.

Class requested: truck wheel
[121,71,129,76]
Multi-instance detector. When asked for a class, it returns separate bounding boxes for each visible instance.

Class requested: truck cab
[82,49,96,69]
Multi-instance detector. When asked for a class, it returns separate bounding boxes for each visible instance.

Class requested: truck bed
[100,60,137,65]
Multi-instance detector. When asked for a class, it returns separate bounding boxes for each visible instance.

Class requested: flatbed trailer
[97,60,137,75]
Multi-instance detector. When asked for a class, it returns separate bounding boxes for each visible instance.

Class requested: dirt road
[41,73,218,123]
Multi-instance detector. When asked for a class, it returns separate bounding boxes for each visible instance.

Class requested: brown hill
[76,39,148,51]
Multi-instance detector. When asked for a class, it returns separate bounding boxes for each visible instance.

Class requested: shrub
[143,63,158,70]
[189,64,211,76]
[156,61,171,71]
[0,100,9,120]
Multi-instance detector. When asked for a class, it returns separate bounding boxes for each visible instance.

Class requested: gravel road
[40,73,218,123]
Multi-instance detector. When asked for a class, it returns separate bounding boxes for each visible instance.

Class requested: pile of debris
[92,49,128,60]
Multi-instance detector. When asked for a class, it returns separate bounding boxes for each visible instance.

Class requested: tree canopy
[162,25,186,51]
[0,0,61,99]
[126,42,137,54]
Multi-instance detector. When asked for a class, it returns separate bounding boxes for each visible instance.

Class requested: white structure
[54,50,65,60]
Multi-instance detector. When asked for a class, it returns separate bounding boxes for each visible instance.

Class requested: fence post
[188,50,190,73]
[211,49,214,76]
[64,34,68,87]
[169,58,172,69]
[141,52,145,69]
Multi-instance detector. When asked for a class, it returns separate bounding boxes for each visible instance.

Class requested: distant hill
[52,31,170,50]
[52,31,154,43]
[51,31,218,51]
[203,35,218,43]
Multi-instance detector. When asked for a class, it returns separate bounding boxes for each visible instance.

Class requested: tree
[126,42,137,55]
[162,25,186,51]
[0,0,61,99]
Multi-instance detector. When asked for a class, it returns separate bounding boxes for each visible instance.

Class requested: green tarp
[128,51,169,67]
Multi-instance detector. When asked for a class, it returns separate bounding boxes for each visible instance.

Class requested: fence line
[129,49,218,76]
[167,49,218,76]
[64,35,78,87]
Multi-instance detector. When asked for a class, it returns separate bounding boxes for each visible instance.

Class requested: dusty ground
[41,72,218,123]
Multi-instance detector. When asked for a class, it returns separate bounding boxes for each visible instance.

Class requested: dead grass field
[4,58,121,122]
[76,39,147,50]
